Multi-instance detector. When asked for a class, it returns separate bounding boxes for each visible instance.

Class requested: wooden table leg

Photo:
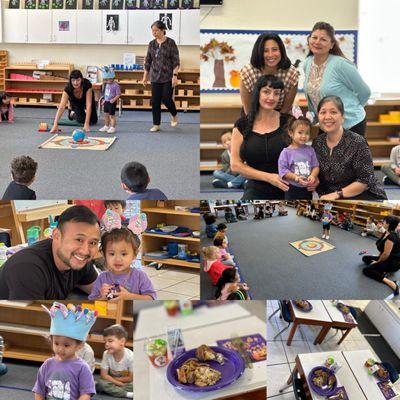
[287,322,298,346]
[314,326,331,345]
[337,328,352,345]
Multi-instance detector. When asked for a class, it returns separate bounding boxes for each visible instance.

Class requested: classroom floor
[200,171,400,200]
[0,360,112,400]
[200,207,400,299]
[0,108,199,199]
[142,264,200,300]
[267,300,400,399]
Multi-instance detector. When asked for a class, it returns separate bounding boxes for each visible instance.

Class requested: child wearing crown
[33,303,97,400]
[99,66,121,134]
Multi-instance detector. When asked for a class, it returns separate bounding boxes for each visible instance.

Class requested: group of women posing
[232,21,386,201]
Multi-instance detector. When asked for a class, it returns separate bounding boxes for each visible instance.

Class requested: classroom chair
[269,300,296,340]
[382,361,399,384]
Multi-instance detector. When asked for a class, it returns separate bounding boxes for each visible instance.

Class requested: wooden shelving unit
[0,50,8,91]
[141,200,200,270]
[116,68,199,111]
[0,300,133,369]
[4,64,73,106]
[200,94,400,171]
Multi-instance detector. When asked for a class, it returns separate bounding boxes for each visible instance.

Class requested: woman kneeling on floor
[362,215,400,296]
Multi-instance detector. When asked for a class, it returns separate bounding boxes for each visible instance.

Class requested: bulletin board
[200,29,357,93]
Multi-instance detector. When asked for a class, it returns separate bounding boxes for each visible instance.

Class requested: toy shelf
[0,300,133,369]
[4,63,74,106]
[0,50,8,91]
[115,68,199,111]
[200,94,400,171]
[141,200,200,271]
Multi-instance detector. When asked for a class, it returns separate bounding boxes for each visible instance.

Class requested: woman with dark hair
[312,96,386,200]
[231,75,306,200]
[304,21,371,136]
[240,32,299,114]
[50,70,98,133]
[141,20,180,132]
[362,215,400,296]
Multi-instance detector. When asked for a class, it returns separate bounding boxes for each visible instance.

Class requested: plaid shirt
[240,64,299,110]
[145,37,180,83]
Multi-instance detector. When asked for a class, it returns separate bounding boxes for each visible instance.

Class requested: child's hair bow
[292,105,314,123]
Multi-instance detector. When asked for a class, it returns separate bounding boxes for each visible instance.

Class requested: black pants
[318,118,367,137]
[285,185,312,200]
[151,81,177,125]
[362,255,400,282]
[70,101,98,125]
[1,112,9,121]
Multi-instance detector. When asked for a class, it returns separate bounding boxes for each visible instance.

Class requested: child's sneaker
[212,179,227,189]
[322,234,326,239]
[99,125,110,132]
[107,127,116,134]
[383,176,392,185]
[326,236,330,240]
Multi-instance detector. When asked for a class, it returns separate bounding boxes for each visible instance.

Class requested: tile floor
[267,300,376,399]
[142,264,200,300]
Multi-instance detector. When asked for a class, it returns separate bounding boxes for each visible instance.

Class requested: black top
[64,78,95,111]
[376,232,400,259]
[0,239,98,300]
[2,181,36,200]
[234,114,288,200]
[145,37,180,83]
[312,130,386,199]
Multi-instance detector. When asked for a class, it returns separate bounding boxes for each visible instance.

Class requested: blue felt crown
[42,302,97,341]
[101,66,115,80]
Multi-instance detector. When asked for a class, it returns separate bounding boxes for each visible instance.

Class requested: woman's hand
[307,175,316,185]
[172,75,178,88]
[267,174,289,192]
[83,123,90,133]
[307,176,319,191]
[100,284,113,299]
[50,124,59,134]
[141,78,147,87]
[320,192,339,200]
[298,176,309,186]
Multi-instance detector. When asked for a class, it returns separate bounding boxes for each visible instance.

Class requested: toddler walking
[99,67,121,134]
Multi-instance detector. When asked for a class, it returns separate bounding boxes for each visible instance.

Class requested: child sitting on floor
[203,213,218,238]
[2,155,38,200]
[278,202,288,216]
[254,205,264,220]
[214,223,228,243]
[381,144,400,186]
[213,236,235,266]
[99,67,121,134]
[235,201,247,220]
[340,213,354,231]
[89,227,156,300]
[202,245,233,285]
[33,302,97,400]
[374,220,386,238]
[76,342,96,374]
[0,92,14,123]
[227,288,249,300]
[224,207,237,223]
[121,161,168,200]
[96,324,133,399]
[212,130,246,189]
[215,268,249,300]
[361,217,377,237]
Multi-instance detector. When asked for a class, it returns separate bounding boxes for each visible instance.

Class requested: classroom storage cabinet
[127,9,154,44]
[27,10,53,44]
[101,10,128,45]
[0,300,133,369]
[52,10,78,44]
[179,9,199,45]
[3,9,28,43]
[76,10,103,44]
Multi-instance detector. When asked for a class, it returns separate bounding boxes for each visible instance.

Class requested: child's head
[104,200,126,217]
[203,213,216,226]
[286,116,312,146]
[217,223,227,233]
[101,228,140,274]
[103,324,128,355]
[221,267,239,283]
[225,207,232,213]
[227,289,248,300]
[213,236,227,249]
[121,162,150,194]
[50,335,83,361]
[0,92,11,105]
[220,130,232,150]
[10,155,38,185]
[202,245,220,261]
[102,67,115,84]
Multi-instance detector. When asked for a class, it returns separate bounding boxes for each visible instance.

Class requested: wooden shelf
[142,256,200,269]
[141,207,199,216]
[142,232,199,242]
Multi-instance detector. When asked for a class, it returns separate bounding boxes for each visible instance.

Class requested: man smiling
[0,205,100,299]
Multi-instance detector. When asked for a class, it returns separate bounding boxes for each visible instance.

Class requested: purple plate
[308,366,338,396]
[166,346,245,392]
[293,300,313,312]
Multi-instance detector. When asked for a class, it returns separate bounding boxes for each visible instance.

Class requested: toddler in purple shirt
[89,227,156,300]
[278,109,319,200]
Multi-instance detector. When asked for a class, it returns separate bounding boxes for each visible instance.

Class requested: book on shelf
[200,160,218,166]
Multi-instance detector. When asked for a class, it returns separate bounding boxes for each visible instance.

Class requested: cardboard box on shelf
[143,99,151,106]
[130,99,137,106]
[19,97,27,103]
[29,98,38,103]
[181,100,188,109]
[125,89,138,95]
[187,90,193,96]
[178,89,185,96]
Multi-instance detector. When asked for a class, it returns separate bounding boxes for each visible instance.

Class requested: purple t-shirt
[88,269,157,300]
[104,81,121,102]
[33,357,95,399]
[278,145,319,187]
[127,189,168,200]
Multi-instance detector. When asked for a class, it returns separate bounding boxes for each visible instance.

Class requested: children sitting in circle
[278,106,319,200]
[33,302,97,400]
[340,212,354,231]
[213,236,235,266]
[381,144,400,186]
[0,92,14,123]
[89,226,156,300]
[96,324,133,399]
[203,213,218,238]
[214,223,228,243]
[224,207,237,223]
[202,245,232,285]
[212,130,246,189]
[361,217,377,237]
[99,67,121,134]
[215,268,249,300]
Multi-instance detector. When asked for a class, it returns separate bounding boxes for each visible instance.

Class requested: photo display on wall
[166,0,178,8]
[82,0,94,8]
[111,0,124,8]
[139,0,150,8]
[98,0,111,9]
[181,0,194,8]
[51,0,63,8]
[25,0,37,9]
[125,0,136,8]
[159,12,173,30]
[38,0,49,8]
[201,29,357,92]
[106,14,119,31]
[9,0,20,8]
[151,0,164,8]
[65,0,77,8]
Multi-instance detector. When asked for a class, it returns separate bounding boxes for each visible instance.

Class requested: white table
[134,305,266,400]
[342,349,388,400]
[134,303,251,340]
[297,351,367,399]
